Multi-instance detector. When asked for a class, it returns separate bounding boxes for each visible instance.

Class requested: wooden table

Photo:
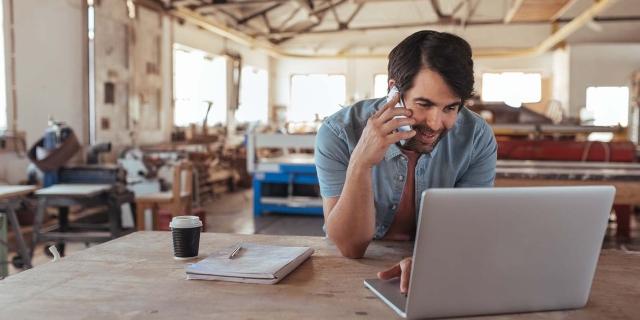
[0,185,36,269]
[1,232,639,319]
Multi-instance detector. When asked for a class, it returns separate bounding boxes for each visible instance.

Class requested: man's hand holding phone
[350,91,416,169]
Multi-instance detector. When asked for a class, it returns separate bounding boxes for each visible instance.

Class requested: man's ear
[387,79,396,93]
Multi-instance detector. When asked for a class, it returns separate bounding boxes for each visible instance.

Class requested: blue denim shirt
[314,97,497,239]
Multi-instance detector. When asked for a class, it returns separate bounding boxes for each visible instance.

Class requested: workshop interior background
[1,0,640,276]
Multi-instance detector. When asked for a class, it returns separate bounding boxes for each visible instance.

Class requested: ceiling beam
[430,0,445,19]
[551,0,578,21]
[170,0,621,59]
[294,0,320,23]
[341,3,364,29]
[533,0,615,54]
[264,13,638,38]
[237,2,284,24]
[275,6,301,30]
[187,0,281,10]
[273,0,348,43]
[504,0,525,23]
[329,0,343,25]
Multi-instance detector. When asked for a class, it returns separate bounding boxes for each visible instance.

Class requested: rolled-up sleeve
[455,122,497,188]
[315,122,350,197]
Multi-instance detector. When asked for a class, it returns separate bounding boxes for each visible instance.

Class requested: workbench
[495,160,640,240]
[0,186,37,270]
[31,184,135,257]
[1,232,639,319]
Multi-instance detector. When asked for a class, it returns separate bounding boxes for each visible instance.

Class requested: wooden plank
[0,185,36,201]
[1,232,640,319]
[510,0,573,22]
[34,184,111,197]
[495,178,640,205]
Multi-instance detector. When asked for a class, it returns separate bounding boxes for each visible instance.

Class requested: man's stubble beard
[401,128,448,154]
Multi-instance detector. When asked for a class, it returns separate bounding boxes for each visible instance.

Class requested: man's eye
[445,106,458,112]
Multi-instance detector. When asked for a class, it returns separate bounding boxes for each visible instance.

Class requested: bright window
[173,44,227,127]
[585,86,629,126]
[237,66,268,123]
[374,74,388,98]
[289,74,345,122]
[481,72,541,108]
[0,0,7,130]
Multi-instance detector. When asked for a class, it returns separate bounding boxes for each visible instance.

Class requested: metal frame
[30,186,135,259]
[0,198,33,269]
[0,213,6,277]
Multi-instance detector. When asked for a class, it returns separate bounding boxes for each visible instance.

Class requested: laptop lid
[405,186,615,319]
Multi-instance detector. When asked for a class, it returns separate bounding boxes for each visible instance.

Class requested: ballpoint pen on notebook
[228,244,242,259]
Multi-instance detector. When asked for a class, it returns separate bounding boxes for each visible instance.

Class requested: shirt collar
[384,142,403,161]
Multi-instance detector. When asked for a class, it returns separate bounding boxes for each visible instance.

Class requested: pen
[228,244,242,259]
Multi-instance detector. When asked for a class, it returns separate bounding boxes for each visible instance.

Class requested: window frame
[172,43,228,127]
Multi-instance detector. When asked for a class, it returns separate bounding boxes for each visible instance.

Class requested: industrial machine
[247,133,322,216]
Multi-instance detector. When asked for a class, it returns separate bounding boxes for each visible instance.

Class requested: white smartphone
[386,86,411,145]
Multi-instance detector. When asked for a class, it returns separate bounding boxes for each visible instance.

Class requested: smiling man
[314,30,497,293]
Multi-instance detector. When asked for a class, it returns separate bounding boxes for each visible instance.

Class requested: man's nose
[423,108,443,131]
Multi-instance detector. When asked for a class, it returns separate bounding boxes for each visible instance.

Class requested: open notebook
[185,243,314,284]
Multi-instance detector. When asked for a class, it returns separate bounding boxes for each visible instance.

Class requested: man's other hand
[377,257,413,294]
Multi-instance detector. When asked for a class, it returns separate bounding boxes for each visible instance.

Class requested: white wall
[173,22,270,71]
[552,48,570,112]
[13,0,85,146]
[568,43,640,117]
[0,0,85,183]
[272,53,555,114]
[273,58,388,111]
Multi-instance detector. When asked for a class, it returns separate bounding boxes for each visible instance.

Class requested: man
[314,30,497,293]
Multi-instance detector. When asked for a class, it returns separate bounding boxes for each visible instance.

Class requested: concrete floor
[205,189,325,236]
[5,188,640,276]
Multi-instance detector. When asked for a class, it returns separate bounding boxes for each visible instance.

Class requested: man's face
[391,68,462,153]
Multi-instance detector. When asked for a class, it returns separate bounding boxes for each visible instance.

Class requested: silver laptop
[365,186,615,319]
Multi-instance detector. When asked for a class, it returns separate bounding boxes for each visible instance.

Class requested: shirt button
[398,175,404,181]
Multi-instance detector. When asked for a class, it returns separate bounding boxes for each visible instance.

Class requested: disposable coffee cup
[170,216,202,260]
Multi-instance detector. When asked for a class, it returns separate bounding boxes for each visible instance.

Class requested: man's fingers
[386,130,416,144]
[379,105,413,123]
[381,117,415,134]
[399,259,412,294]
[373,93,400,119]
[377,263,401,280]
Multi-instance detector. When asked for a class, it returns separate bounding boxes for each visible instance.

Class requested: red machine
[497,140,636,162]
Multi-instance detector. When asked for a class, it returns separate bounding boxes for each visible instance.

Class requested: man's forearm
[326,162,376,258]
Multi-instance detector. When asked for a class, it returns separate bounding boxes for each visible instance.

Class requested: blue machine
[42,121,61,187]
[253,162,322,216]
[248,133,322,217]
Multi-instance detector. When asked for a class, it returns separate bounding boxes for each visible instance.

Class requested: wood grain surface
[0,232,638,319]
